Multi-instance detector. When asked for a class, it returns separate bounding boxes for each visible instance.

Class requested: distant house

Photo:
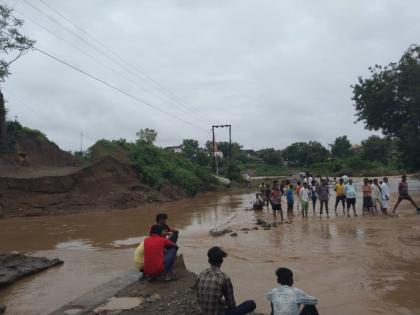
[164,145,183,153]
[214,151,224,158]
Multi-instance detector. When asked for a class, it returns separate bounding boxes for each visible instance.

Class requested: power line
[27,0,208,119]
[14,1,200,120]
[33,46,207,132]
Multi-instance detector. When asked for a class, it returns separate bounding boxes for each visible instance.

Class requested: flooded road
[0,177,420,314]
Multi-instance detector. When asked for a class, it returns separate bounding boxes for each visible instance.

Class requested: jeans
[225,300,256,315]
[164,247,177,273]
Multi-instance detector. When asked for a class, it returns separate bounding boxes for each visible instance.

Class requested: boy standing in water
[299,182,310,218]
[371,178,382,215]
[334,178,346,216]
[392,175,420,214]
[381,177,390,214]
[270,185,284,223]
[362,178,373,215]
[345,178,357,217]
[286,184,294,223]
[309,180,318,216]
[318,179,330,218]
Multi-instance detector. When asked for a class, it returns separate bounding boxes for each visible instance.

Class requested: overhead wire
[32,46,208,132]
[16,1,205,120]
[37,0,205,116]
[24,0,209,120]
[1,0,209,133]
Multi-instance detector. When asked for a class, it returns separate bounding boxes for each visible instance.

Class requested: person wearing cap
[197,247,256,315]
[266,267,318,315]
[143,224,178,281]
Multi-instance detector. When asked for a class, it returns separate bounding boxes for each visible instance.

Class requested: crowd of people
[134,213,319,314]
[253,175,420,222]
[133,175,418,315]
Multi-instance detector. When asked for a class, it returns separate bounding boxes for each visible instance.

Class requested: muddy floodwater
[1,177,420,314]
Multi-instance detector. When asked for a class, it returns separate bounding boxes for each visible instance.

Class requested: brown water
[1,177,420,314]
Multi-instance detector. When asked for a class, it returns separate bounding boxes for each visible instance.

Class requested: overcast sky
[2,0,420,152]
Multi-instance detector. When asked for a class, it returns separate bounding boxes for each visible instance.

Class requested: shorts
[311,196,317,201]
[346,198,356,207]
[381,198,389,209]
[272,203,282,211]
[301,200,308,210]
[287,202,294,212]
[336,195,346,203]
[363,196,372,207]
[398,194,413,202]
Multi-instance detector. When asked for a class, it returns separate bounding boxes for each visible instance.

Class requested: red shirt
[143,234,174,277]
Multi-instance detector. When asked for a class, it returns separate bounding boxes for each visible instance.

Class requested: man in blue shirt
[267,267,318,315]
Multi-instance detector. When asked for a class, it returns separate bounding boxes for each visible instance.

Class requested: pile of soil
[0,132,81,171]
[0,252,63,288]
[0,157,185,217]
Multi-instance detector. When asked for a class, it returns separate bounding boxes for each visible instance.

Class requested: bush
[129,142,216,196]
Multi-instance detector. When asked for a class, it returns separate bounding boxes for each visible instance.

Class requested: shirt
[299,187,309,202]
[335,183,345,196]
[345,184,356,199]
[309,184,318,197]
[372,184,381,199]
[271,190,282,205]
[381,182,390,200]
[398,181,409,195]
[143,234,174,277]
[266,285,318,315]
[286,189,294,203]
[133,241,144,270]
[362,184,372,197]
[318,185,329,200]
[197,266,236,315]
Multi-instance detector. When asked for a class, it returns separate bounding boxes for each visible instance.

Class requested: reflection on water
[0,178,419,314]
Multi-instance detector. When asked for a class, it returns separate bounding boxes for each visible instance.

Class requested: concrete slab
[49,269,139,315]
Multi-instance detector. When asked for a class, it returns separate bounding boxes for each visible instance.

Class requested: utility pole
[211,124,232,176]
[80,132,83,156]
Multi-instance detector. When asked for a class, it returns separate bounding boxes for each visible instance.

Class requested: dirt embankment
[0,157,185,217]
[0,133,185,217]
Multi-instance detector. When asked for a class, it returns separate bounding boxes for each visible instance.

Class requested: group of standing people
[255,175,419,221]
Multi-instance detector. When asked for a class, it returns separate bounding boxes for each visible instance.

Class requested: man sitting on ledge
[143,225,178,281]
[197,246,256,315]
[153,213,179,243]
[266,267,318,315]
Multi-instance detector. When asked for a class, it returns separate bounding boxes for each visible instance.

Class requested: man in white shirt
[267,267,318,315]
[299,182,310,218]
[381,177,390,214]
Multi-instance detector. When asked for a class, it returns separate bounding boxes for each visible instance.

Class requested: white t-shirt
[372,184,381,200]
[299,187,310,202]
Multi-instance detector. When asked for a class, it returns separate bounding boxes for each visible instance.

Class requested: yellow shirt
[133,242,144,270]
[335,183,345,196]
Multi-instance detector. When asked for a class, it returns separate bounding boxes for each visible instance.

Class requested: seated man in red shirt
[154,213,179,243]
[143,225,178,281]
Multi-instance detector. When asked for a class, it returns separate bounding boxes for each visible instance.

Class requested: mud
[0,157,185,217]
[0,253,63,288]
[0,177,419,314]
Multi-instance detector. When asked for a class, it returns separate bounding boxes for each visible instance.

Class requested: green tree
[282,141,329,166]
[352,44,420,170]
[330,136,352,159]
[256,148,283,166]
[0,4,35,151]
[360,135,393,164]
[136,128,157,144]
[182,139,209,166]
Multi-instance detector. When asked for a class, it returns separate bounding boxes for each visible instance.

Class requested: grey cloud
[3,0,419,151]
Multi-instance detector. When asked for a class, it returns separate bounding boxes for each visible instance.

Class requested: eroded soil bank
[0,177,419,314]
